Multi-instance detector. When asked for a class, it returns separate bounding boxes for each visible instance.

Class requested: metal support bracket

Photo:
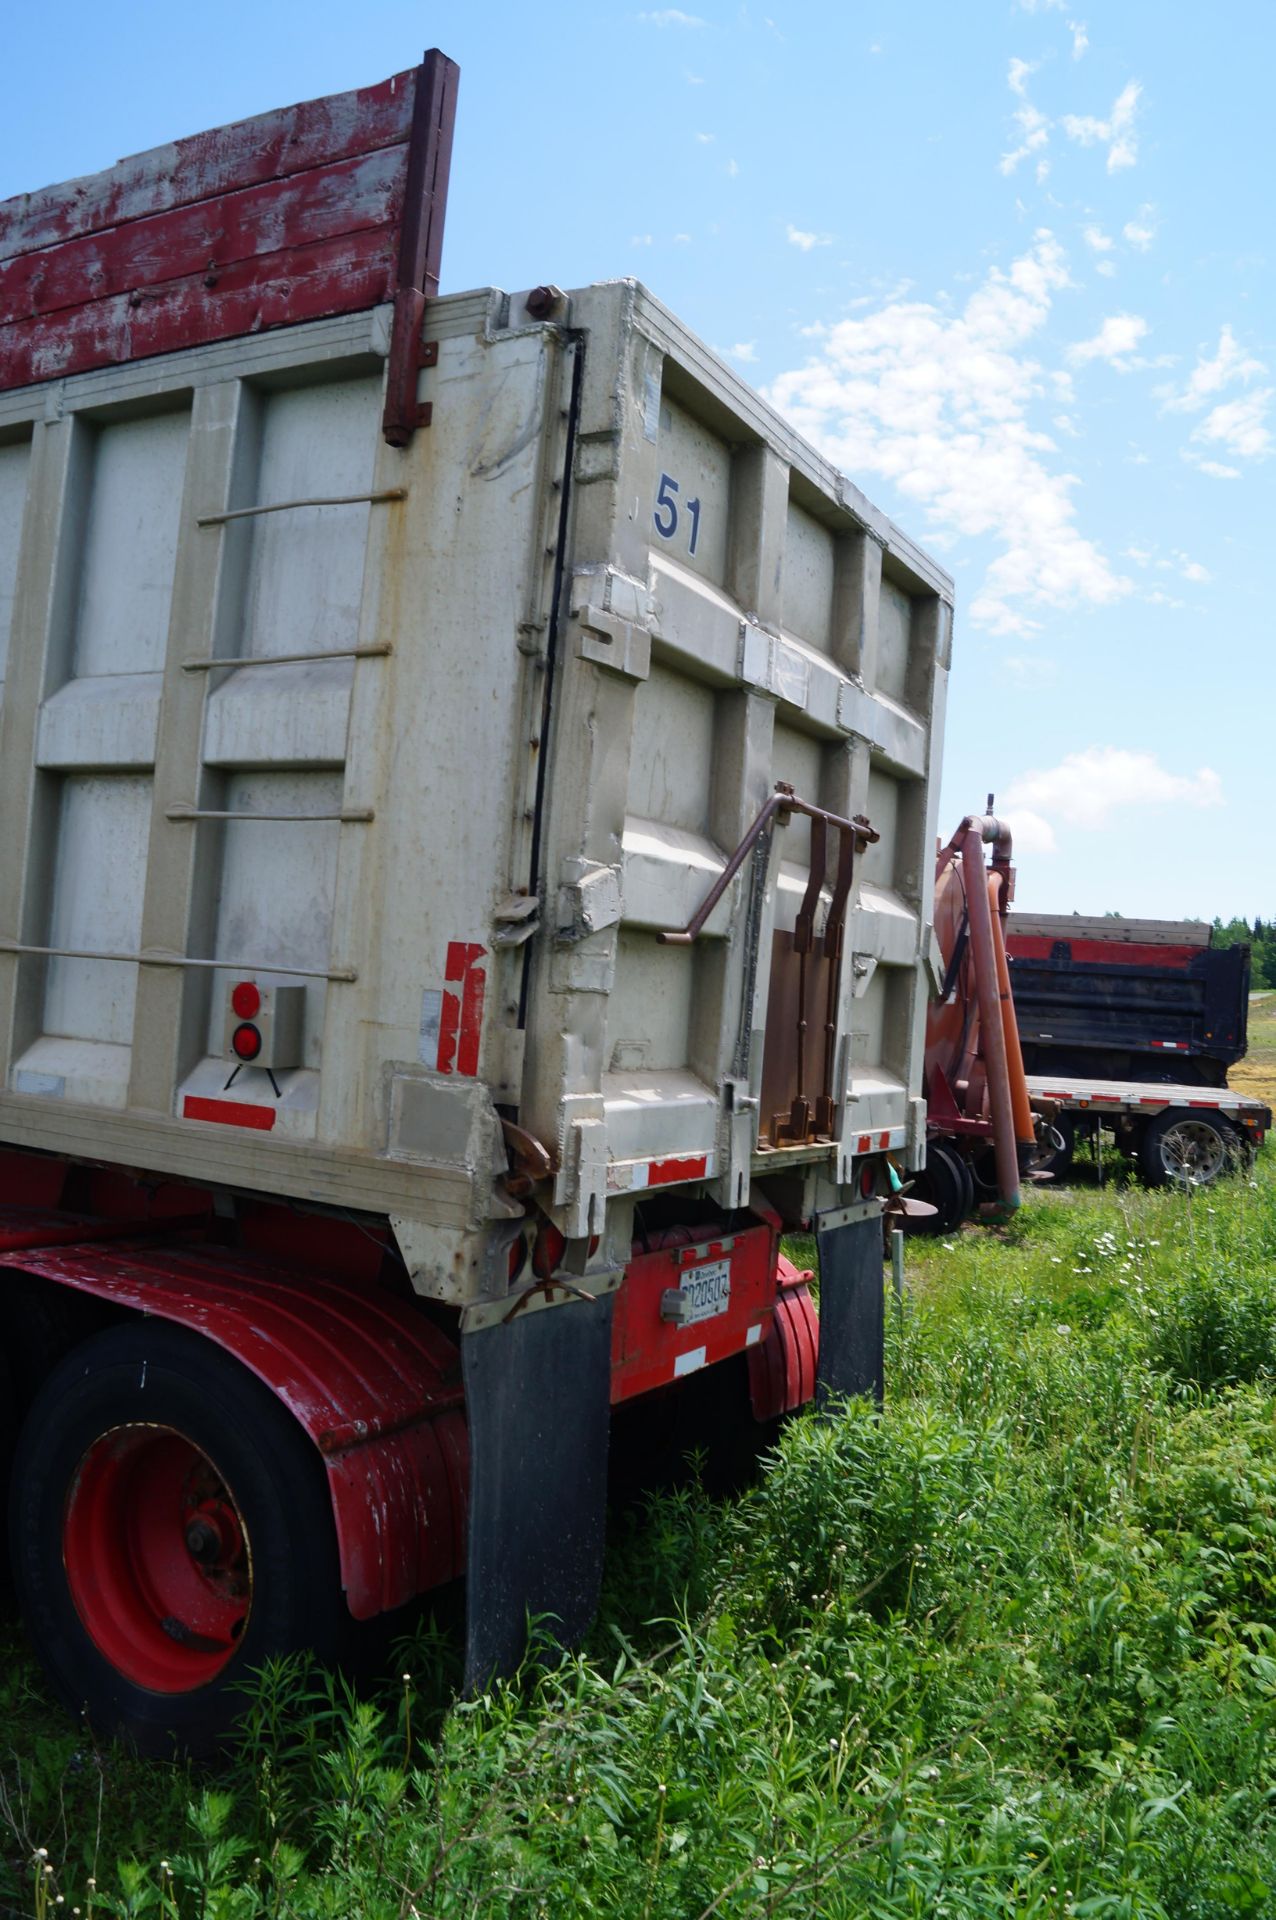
[382,51,459,448]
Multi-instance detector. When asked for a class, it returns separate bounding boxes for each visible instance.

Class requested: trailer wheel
[1138,1108,1237,1190]
[904,1144,972,1236]
[1032,1113,1075,1182]
[10,1321,346,1757]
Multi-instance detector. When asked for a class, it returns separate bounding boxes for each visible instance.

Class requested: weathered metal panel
[0,60,457,397]
[0,257,950,1300]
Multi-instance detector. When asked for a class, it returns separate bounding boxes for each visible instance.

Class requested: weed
[3,1154,1276,1916]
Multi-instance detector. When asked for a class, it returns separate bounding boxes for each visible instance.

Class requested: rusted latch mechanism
[659,783,878,1149]
[382,50,460,447]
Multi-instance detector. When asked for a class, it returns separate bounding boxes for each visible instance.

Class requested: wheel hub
[64,1425,252,1693]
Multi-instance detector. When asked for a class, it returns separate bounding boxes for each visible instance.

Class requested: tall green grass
[5,1157,1276,1917]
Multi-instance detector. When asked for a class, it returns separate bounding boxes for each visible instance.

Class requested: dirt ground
[1230,992,1276,1110]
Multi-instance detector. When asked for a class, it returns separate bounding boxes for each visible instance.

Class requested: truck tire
[905,1143,972,1236]
[1033,1113,1075,1182]
[1138,1108,1238,1190]
[10,1320,347,1758]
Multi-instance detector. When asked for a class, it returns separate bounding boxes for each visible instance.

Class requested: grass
[6,1156,1276,1915]
[1231,993,1276,1110]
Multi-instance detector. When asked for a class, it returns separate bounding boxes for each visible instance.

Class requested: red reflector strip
[647,1154,709,1187]
[183,1095,276,1131]
[1188,1099,1223,1109]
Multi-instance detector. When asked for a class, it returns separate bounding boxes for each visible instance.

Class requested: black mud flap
[460,1291,614,1692]
[815,1206,885,1410]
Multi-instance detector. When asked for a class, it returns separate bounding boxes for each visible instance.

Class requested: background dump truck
[1006,916,1270,1186]
[0,56,951,1750]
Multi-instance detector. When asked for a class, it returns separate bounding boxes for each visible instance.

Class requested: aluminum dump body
[0,205,950,1300]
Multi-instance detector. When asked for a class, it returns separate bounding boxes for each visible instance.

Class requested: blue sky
[4,2,1271,918]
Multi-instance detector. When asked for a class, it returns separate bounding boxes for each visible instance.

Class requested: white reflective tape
[419,988,443,1066]
[673,1345,707,1378]
[745,1323,763,1347]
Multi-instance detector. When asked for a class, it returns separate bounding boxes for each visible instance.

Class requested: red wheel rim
[63,1425,252,1693]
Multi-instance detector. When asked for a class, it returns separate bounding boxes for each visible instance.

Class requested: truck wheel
[905,1143,971,1236]
[1138,1109,1237,1190]
[10,1321,346,1757]
[1032,1113,1075,1182]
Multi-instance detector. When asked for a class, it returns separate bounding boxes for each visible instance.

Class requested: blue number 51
[653,472,679,539]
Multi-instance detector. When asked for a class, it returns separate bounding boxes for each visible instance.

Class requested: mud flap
[460,1292,614,1692]
[814,1206,885,1410]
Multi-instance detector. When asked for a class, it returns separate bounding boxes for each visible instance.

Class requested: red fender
[747,1253,818,1421]
[0,1237,468,1619]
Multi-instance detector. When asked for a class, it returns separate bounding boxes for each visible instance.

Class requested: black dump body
[1005,915,1250,1088]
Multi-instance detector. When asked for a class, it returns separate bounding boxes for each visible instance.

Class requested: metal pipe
[987,872,1035,1150]
[960,829,1020,1212]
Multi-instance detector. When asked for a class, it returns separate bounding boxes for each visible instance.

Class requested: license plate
[680,1257,731,1325]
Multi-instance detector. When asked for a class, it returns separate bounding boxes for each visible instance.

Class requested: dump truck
[0,53,951,1751]
[1006,916,1270,1185]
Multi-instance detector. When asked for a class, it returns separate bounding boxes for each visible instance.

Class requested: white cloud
[786,224,832,251]
[673,231,692,245]
[1161,324,1266,413]
[1160,326,1273,470]
[1068,17,1089,58]
[1000,59,1054,176]
[725,158,740,177]
[1062,79,1141,172]
[721,341,758,364]
[1004,654,1059,689]
[637,8,705,24]
[1179,558,1210,583]
[1082,225,1113,253]
[629,233,654,247]
[1123,205,1157,250]
[1193,389,1274,462]
[1095,259,1116,278]
[694,130,714,143]
[1066,312,1149,370]
[765,231,1131,637]
[1001,747,1223,840]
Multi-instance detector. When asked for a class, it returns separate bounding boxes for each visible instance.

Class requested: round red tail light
[231,981,262,1019]
[232,1024,262,1061]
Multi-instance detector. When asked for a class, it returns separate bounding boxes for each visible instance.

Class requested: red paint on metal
[438,942,486,1078]
[646,1154,709,1188]
[0,55,458,396]
[1006,935,1198,971]
[382,49,460,446]
[1,227,398,390]
[183,1095,276,1131]
[610,1223,777,1404]
[0,71,417,261]
[64,1426,249,1693]
[0,1240,468,1618]
[0,146,408,330]
[0,1150,67,1208]
[748,1254,818,1421]
[458,962,486,1078]
[444,940,486,980]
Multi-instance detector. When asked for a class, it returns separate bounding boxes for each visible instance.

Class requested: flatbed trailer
[1025,1072,1270,1187]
